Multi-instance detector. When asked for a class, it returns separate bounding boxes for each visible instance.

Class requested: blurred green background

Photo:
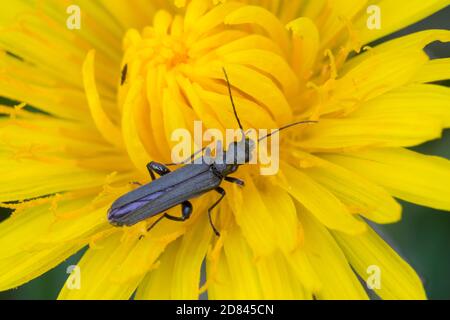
[0,7,449,300]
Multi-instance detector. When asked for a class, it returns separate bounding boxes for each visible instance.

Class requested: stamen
[9,102,27,120]
[340,16,362,54]
[201,234,225,294]
[324,49,338,80]
[1,194,56,216]
[88,228,117,250]
[306,81,325,121]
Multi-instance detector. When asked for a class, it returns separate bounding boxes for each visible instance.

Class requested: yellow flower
[0,0,449,300]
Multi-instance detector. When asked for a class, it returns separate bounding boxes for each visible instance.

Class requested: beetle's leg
[144,201,193,235]
[147,165,156,181]
[147,161,171,181]
[130,181,142,186]
[181,200,193,220]
[161,201,193,222]
[224,176,245,187]
[141,214,165,238]
[208,187,225,237]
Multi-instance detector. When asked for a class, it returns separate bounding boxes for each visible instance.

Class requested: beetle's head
[226,136,255,165]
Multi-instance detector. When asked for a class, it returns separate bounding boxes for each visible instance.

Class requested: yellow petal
[256,250,312,299]
[224,5,289,53]
[170,212,212,299]
[98,0,161,30]
[186,1,243,45]
[58,232,139,300]
[229,173,277,256]
[256,180,300,253]
[135,238,181,300]
[0,1,120,118]
[0,116,111,157]
[220,49,299,96]
[286,248,322,294]
[121,79,152,174]
[152,10,173,36]
[412,57,450,84]
[298,115,441,150]
[294,152,401,224]
[333,221,426,300]
[279,162,366,235]
[354,1,450,44]
[58,211,188,299]
[186,62,292,125]
[349,84,450,128]
[277,0,304,23]
[0,194,105,290]
[0,157,108,202]
[176,74,226,131]
[82,50,123,148]
[326,30,450,115]
[146,65,173,160]
[344,30,450,72]
[214,34,284,58]
[221,226,264,299]
[323,148,450,211]
[183,0,210,32]
[136,212,211,300]
[162,74,199,152]
[286,17,320,81]
[0,243,82,292]
[192,82,277,130]
[206,238,236,299]
[319,0,368,50]
[0,115,133,173]
[297,206,368,300]
[189,30,247,63]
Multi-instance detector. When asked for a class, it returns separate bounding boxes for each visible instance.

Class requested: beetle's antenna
[144,214,166,235]
[258,120,318,142]
[165,146,208,166]
[222,68,245,139]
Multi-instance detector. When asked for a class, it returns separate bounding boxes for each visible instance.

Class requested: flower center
[121,13,191,74]
[137,33,189,69]
[115,3,312,164]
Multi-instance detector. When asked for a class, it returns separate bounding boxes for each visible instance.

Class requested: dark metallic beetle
[108,69,316,236]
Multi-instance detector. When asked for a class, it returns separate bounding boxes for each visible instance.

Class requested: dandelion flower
[0,0,449,300]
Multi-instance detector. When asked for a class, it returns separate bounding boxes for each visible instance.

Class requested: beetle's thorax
[210,137,255,178]
[211,162,239,178]
[226,137,255,163]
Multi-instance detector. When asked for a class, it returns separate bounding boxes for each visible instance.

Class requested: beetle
[108,68,316,236]
[120,64,128,85]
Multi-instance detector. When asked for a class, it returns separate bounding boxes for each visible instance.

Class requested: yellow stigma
[123,11,189,72]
